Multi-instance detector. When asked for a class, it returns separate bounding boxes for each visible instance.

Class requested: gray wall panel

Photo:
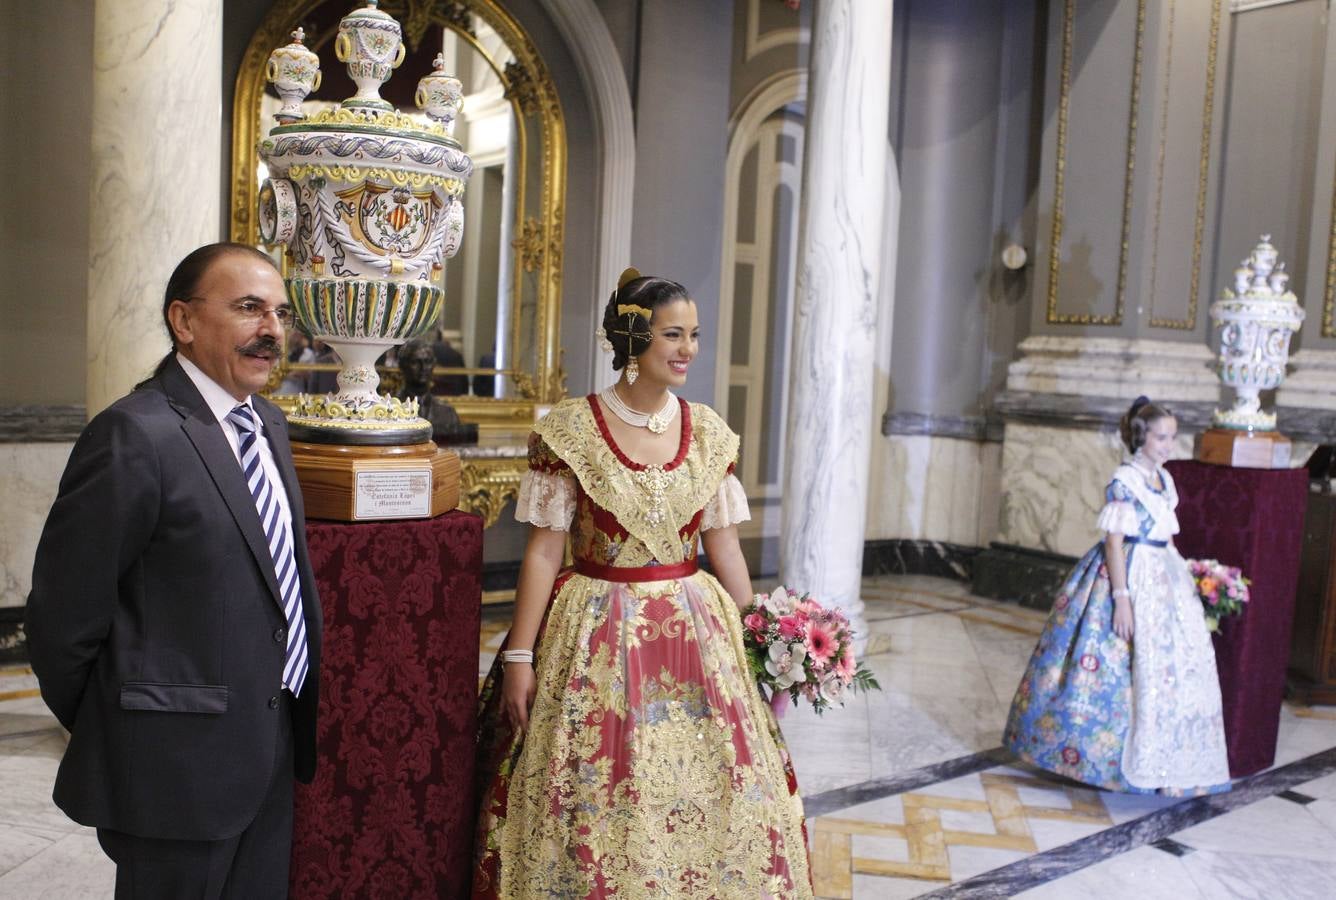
[629,0,736,405]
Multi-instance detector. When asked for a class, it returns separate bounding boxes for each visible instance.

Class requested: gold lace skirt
[472,569,811,899]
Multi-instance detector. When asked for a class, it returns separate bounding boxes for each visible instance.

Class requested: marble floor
[4,573,1336,897]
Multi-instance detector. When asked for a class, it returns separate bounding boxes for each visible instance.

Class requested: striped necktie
[227,405,309,697]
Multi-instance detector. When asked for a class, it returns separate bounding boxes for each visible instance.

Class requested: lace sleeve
[514,432,576,530]
[700,473,751,531]
[514,469,576,531]
[1096,500,1140,536]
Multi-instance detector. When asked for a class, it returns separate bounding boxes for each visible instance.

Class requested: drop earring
[625,357,639,386]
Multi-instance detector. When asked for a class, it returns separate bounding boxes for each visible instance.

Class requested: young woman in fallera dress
[471,271,810,899]
[1005,397,1231,796]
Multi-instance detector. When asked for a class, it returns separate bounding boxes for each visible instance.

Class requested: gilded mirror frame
[231,0,567,429]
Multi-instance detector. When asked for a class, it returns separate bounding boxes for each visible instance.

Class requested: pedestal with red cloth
[1165,460,1307,777]
[290,511,482,899]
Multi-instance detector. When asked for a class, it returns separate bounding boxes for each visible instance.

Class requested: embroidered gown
[1004,463,1231,795]
[472,396,810,899]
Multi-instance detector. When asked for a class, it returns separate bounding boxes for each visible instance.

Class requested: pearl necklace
[601,386,677,434]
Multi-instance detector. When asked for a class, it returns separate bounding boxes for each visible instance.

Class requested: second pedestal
[291,441,459,522]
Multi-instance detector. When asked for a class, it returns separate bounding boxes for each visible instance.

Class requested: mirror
[232,0,567,428]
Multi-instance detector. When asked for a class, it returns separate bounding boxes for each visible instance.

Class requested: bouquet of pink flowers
[1186,558,1250,632]
[741,585,880,715]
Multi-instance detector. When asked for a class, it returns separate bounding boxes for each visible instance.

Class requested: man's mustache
[238,336,283,356]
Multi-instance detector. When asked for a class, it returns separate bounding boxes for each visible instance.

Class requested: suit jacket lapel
[160,359,283,606]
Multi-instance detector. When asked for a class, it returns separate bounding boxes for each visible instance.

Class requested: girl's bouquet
[741,586,880,715]
[1186,558,1250,632]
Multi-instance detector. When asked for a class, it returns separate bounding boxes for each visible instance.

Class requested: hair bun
[617,267,642,290]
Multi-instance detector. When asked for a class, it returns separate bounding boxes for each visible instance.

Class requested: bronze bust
[396,338,477,444]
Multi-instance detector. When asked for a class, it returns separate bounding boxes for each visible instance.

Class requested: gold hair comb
[617,303,653,319]
[617,267,642,289]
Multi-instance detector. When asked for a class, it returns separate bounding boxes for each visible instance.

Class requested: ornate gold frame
[458,456,525,528]
[1045,0,1145,326]
[231,0,567,429]
[1147,0,1221,331]
[1324,154,1336,338]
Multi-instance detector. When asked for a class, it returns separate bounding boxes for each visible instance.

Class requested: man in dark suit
[26,243,322,898]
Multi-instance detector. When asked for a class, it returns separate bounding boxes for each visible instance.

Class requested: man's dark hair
[138,243,280,387]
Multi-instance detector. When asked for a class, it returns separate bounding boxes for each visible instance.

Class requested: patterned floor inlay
[1292,704,1336,721]
[803,748,1010,819]
[917,745,1336,898]
[810,771,1113,894]
[0,666,41,704]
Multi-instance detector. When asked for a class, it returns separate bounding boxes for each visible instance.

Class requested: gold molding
[457,455,525,527]
[1185,0,1222,330]
[1046,0,1146,326]
[231,0,568,428]
[1324,152,1336,337]
[1149,0,1221,330]
[1145,0,1177,326]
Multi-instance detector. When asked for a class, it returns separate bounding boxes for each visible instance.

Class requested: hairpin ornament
[616,303,653,320]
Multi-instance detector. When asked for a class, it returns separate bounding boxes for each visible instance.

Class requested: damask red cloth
[290,511,483,899]
[1166,460,1307,777]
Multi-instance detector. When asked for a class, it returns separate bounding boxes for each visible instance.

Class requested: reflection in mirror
[439,26,515,399]
[258,16,519,401]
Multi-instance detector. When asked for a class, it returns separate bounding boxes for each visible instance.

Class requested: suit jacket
[25,357,322,842]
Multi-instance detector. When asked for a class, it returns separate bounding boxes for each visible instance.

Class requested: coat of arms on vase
[257,1,470,519]
[1197,235,1305,469]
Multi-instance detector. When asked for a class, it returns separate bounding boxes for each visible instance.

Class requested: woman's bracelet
[501,649,534,665]
[1111,588,1130,600]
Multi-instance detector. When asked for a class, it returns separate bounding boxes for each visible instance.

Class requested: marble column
[86,0,222,415]
[780,0,894,629]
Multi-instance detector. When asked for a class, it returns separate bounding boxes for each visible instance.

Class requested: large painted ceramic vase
[257,2,470,444]
[1209,235,1305,431]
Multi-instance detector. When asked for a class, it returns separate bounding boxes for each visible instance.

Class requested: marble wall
[866,435,1002,548]
[1006,336,1219,402]
[0,445,73,609]
[995,422,1195,558]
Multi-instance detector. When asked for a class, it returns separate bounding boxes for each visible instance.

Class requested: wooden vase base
[1195,428,1292,469]
[291,441,460,522]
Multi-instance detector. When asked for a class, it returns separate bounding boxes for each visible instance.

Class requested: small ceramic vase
[265,28,321,124]
[415,53,464,136]
[335,1,406,110]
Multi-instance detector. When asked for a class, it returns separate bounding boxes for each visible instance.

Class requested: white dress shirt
[176,353,297,538]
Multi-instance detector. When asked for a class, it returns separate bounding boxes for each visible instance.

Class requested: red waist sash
[573,558,699,583]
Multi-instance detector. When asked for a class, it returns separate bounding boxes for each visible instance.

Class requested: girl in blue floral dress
[1004,398,1230,795]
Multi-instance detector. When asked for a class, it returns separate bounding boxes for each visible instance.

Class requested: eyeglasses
[185,296,295,327]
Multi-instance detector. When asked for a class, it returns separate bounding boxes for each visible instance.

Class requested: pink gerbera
[835,646,856,683]
[805,622,837,667]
